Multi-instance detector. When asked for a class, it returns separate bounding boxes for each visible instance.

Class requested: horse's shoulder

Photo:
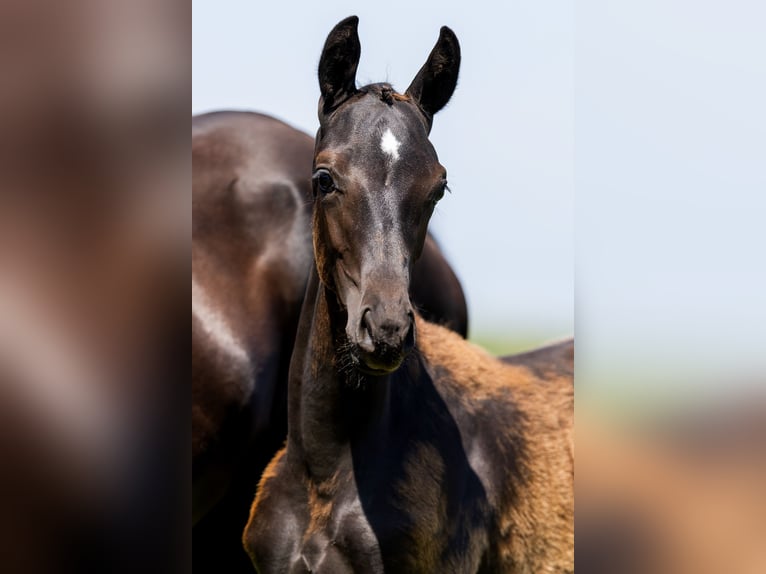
[414,316,572,466]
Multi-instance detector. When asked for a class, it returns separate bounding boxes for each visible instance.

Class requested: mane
[360,82,411,106]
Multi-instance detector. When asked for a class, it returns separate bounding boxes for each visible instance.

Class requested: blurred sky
[194,1,765,395]
[192,1,574,342]
[577,0,766,399]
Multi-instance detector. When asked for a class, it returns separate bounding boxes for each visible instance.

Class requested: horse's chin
[357,361,401,376]
[355,348,407,376]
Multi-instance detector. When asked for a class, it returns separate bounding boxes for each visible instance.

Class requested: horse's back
[501,339,574,381]
[193,110,313,188]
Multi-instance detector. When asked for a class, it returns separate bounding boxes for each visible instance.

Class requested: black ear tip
[326,16,359,44]
[436,26,460,61]
[337,15,359,30]
[439,26,458,43]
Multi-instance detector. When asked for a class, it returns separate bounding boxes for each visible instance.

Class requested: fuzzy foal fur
[243,16,573,573]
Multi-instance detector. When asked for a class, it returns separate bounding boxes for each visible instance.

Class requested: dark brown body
[192,111,468,570]
[193,111,312,525]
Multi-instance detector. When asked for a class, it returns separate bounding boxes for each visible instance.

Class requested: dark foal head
[312,16,460,375]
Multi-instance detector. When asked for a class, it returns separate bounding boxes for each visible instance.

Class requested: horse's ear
[406,26,461,119]
[318,16,361,115]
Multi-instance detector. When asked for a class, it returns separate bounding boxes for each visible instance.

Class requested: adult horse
[192,111,468,569]
[243,17,573,573]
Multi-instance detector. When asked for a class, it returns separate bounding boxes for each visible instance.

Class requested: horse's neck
[286,265,392,480]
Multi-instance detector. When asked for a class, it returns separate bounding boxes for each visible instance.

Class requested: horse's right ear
[318,16,361,115]
[406,26,461,120]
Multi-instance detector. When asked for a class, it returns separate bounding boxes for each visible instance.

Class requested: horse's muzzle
[355,307,415,374]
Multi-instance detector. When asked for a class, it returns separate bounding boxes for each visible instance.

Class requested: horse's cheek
[312,224,333,281]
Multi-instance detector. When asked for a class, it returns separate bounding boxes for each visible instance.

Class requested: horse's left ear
[318,16,361,115]
[406,26,461,119]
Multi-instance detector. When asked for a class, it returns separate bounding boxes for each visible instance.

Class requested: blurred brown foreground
[0,1,187,573]
[578,394,766,574]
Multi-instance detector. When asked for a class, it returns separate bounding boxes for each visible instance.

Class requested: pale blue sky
[576,0,766,395]
[194,1,765,392]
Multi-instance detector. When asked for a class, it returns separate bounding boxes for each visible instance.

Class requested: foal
[244,17,573,573]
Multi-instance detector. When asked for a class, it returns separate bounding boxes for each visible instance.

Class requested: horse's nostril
[358,308,375,352]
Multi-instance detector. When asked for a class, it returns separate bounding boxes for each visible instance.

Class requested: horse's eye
[313,170,335,195]
[430,182,448,205]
